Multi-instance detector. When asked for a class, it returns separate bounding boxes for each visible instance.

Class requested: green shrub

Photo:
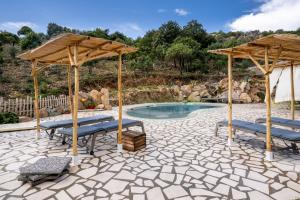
[0,112,19,124]
[83,100,96,109]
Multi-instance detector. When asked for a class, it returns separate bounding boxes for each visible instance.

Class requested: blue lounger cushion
[40,115,114,129]
[256,117,300,129]
[218,120,300,142]
[58,119,143,137]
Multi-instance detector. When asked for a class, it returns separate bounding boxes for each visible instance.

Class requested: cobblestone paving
[1,103,300,200]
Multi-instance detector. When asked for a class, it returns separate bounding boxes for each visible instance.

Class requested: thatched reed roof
[18,33,137,65]
[208,34,300,66]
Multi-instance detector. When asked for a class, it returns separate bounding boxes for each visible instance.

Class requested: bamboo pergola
[18,33,137,164]
[209,34,300,161]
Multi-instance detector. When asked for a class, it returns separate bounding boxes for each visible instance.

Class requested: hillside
[0,21,299,100]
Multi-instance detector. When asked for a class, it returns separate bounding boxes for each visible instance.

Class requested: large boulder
[217,90,240,100]
[251,95,261,103]
[188,91,201,102]
[192,84,211,98]
[181,85,192,96]
[232,90,241,99]
[171,85,181,95]
[54,106,65,115]
[177,91,184,101]
[78,100,85,110]
[199,90,211,98]
[100,88,110,109]
[218,78,228,90]
[239,81,250,93]
[96,104,105,109]
[218,91,228,99]
[158,86,169,93]
[105,104,112,110]
[78,91,89,101]
[240,93,252,103]
[192,84,206,92]
[89,89,102,105]
[39,108,49,118]
[233,81,240,89]
[249,88,262,103]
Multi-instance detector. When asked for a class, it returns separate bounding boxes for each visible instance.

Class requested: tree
[19,31,42,50]
[84,28,110,39]
[182,20,215,48]
[47,23,71,38]
[110,31,133,45]
[0,31,19,46]
[173,37,202,71]
[166,42,193,75]
[128,55,153,73]
[156,21,182,45]
[17,26,33,36]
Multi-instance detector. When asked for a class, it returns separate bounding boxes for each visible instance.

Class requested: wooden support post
[290,61,295,120]
[264,47,273,161]
[227,54,233,146]
[117,52,123,153]
[32,60,41,139]
[72,45,79,164]
[67,65,73,117]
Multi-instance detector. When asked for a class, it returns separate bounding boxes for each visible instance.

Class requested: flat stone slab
[19,157,71,175]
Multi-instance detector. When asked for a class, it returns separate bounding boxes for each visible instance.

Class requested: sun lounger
[40,115,114,139]
[256,117,300,129]
[215,120,300,153]
[58,118,145,155]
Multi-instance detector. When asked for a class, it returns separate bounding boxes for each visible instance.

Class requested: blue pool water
[126,103,217,119]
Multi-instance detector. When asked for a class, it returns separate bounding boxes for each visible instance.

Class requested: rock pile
[110,78,264,105]
[79,88,112,110]
[39,88,112,118]
[169,78,264,103]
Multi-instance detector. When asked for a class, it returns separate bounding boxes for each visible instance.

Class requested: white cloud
[114,23,144,39]
[157,9,167,13]
[229,0,300,31]
[174,8,189,16]
[0,21,38,33]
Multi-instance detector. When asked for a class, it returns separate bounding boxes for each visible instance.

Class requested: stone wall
[173,78,265,103]
[111,78,265,105]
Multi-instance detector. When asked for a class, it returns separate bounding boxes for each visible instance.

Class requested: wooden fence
[0,95,69,117]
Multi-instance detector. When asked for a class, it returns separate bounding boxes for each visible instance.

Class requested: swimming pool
[126,103,218,119]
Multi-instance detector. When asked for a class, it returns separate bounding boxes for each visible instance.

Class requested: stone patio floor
[1,103,300,200]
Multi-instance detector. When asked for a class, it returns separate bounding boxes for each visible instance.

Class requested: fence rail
[0,95,69,117]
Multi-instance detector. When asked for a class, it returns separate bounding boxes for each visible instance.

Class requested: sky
[0,0,300,38]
